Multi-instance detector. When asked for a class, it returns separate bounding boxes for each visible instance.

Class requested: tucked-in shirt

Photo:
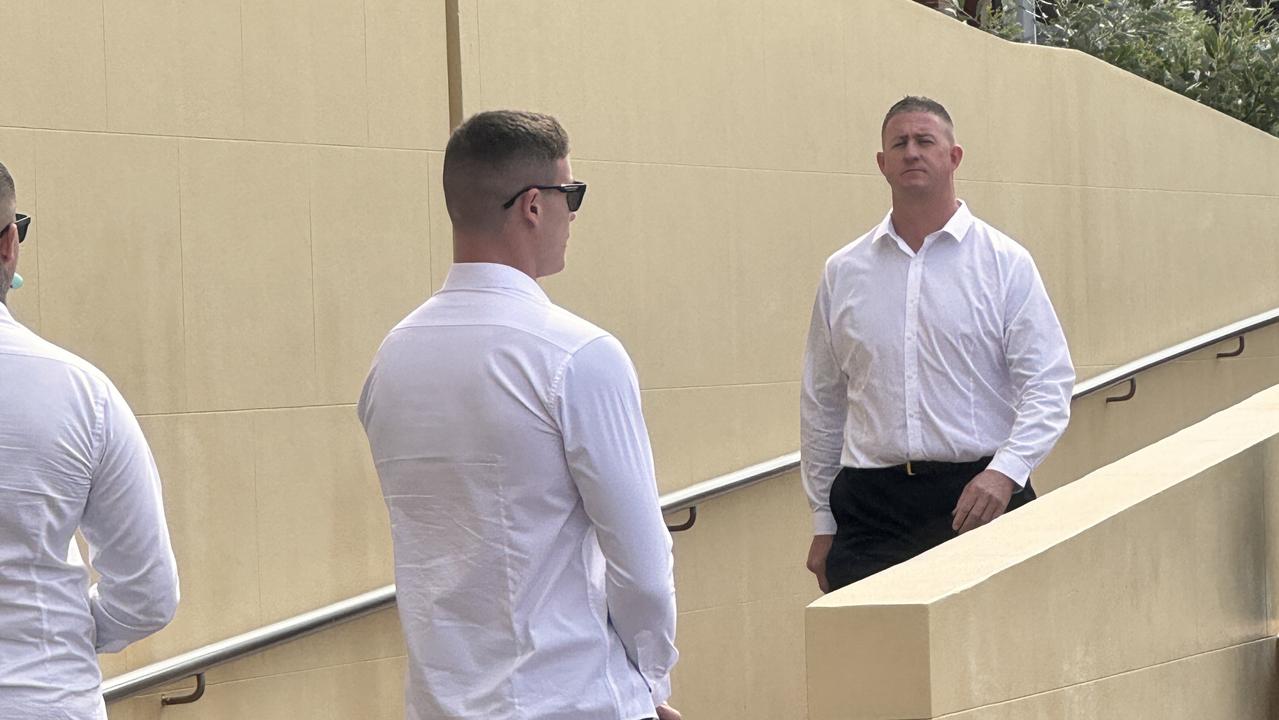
[801,202,1074,534]
[358,263,678,720]
[0,302,179,720]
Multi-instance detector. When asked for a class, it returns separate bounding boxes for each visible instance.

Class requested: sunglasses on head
[8,214,30,244]
[501,182,587,212]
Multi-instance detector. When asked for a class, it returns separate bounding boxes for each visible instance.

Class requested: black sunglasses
[501,182,587,212]
[8,213,31,244]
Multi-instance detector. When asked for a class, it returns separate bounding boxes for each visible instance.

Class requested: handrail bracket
[666,506,698,532]
[1105,378,1136,403]
[1217,335,1245,358]
[161,673,206,706]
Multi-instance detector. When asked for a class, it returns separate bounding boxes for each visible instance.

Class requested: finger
[959,496,991,534]
[984,500,1007,525]
[952,491,978,531]
[952,487,978,531]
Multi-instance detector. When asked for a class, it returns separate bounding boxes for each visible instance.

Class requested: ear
[0,224,18,269]
[950,143,963,170]
[876,151,886,175]
[518,188,542,225]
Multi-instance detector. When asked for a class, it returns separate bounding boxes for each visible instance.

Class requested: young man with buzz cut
[359,110,681,720]
[0,160,180,720]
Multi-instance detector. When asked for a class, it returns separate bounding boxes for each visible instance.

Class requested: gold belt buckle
[906,460,916,476]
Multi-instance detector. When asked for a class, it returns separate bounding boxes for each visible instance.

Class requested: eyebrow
[890,132,937,143]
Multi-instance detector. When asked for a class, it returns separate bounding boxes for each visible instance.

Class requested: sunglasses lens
[567,186,585,212]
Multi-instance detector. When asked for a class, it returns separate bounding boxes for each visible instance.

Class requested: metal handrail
[102,586,397,702]
[101,451,801,703]
[102,304,1279,704]
[1073,306,1279,401]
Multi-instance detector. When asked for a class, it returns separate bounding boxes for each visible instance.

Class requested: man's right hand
[806,534,835,593]
[656,702,682,720]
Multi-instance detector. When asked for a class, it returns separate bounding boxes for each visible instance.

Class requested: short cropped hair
[443,110,570,232]
[0,161,14,301]
[0,161,14,222]
[881,96,955,138]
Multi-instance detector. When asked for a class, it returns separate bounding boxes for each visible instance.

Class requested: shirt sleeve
[80,382,180,654]
[801,268,848,535]
[557,335,679,705]
[987,253,1075,486]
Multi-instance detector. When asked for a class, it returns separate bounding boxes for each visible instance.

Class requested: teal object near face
[10,272,22,290]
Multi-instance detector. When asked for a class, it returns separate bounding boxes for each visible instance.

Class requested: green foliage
[959,0,1279,136]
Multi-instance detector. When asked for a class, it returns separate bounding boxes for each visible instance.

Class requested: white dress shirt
[0,303,179,720]
[358,263,678,720]
[801,202,1074,534]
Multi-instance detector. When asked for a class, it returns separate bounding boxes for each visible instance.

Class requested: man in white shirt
[801,97,1074,593]
[0,161,180,719]
[359,111,680,720]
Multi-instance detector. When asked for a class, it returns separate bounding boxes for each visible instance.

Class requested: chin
[895,181,933,194]
[539,258,567,278]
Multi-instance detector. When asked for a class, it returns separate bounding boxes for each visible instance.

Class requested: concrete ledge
[806,385,1279,719]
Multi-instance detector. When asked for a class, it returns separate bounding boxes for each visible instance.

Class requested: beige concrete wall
[0,0,449,714]
[446,0,1279,492]
[0,0,1277,717]
[449,0,1279,717]
[807,384,1279,719]
[939,638,1278,720]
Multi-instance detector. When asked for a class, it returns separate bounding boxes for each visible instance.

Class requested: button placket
[904,249,925,458]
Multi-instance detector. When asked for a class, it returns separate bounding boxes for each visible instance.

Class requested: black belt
[882,457,992,477]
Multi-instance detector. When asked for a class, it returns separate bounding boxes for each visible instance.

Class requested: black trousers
[824,458,1036,592]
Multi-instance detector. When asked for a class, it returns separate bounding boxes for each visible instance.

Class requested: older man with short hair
[802,97,1074,593]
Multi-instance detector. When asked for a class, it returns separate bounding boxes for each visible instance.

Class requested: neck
[890,190,960,252]
[452,231,540,281]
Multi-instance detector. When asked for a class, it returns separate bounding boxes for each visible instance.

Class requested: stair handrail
[102,303,1279,704]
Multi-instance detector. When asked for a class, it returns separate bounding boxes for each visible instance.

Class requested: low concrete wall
[807,385,1279,719]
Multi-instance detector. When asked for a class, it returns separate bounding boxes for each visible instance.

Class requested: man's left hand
[952,469,1017,534]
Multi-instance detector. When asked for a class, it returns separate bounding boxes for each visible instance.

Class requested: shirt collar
[0,301,14,327]
[873,199,974,247]
[440,262,550,304]
[939,200,974,242]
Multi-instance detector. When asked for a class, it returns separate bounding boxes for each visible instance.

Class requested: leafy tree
[953,0,1279,136]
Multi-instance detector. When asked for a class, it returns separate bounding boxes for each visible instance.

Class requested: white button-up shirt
[359,263,678,720]
[801,202,1074,534]
[0,303,179,719]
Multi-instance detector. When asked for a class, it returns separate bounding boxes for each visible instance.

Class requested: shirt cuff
[987,451,1032,489]
[812,509,837,535]
[650,674,671,706]
[89,586,136,654]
